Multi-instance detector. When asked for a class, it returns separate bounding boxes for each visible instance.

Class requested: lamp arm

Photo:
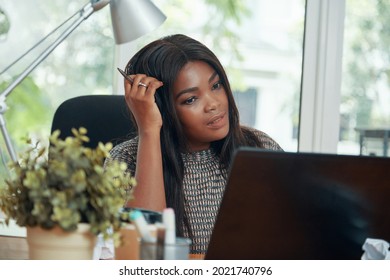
[0,2,96,163]
[0,113,16,162]
[0,3,95,100]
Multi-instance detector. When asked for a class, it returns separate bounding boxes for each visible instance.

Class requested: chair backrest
[51,95,135,148]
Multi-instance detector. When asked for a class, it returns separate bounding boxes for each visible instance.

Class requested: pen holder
[115,224,139,260]
[115,223,157,260]
[140,237,191,260]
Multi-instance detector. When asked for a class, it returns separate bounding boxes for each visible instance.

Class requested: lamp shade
[110,0,166,44]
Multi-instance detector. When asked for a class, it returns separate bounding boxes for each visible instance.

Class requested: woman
[107,34,282,254]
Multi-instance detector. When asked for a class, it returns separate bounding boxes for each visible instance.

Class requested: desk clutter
[361,238,390,260]
[94,207,191,260]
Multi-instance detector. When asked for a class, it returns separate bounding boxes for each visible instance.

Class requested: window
[338,0,390,157]
[0,0,114,177]
[233,88,258,128]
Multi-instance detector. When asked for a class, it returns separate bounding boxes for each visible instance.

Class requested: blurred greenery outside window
[338,0,390,156]
[0,0,305,178]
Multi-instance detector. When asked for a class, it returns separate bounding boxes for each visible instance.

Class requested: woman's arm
[123,74,166,211]
[129,129,166,211]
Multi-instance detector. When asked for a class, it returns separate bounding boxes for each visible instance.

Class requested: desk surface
[0,235,29,260]
[0,235,204,260]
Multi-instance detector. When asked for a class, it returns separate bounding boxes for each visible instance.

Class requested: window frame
[299,0,346,153]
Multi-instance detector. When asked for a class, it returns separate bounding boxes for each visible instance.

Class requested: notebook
[205,147,390,260]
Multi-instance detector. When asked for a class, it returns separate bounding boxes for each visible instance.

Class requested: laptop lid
[205,147,390,260]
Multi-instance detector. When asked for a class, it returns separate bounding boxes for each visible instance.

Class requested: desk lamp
[0,0,166,163]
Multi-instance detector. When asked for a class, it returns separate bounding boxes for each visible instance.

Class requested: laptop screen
[205,148,390,260]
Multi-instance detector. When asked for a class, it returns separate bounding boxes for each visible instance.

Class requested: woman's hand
[124,74,164,135]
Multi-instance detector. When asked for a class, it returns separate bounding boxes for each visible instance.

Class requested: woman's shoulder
[108,136,139,159]
[104,137,138,173]
[242,126,283,151]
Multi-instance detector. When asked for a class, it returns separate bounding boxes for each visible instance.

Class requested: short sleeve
[251,129,283,151]
[104,137,139,176]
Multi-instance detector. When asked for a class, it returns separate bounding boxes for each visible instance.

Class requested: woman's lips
[207,112,227,128]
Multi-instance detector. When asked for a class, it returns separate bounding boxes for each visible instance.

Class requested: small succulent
[0,128,136,243]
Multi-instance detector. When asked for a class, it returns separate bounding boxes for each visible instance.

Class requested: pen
[117,67,134,84]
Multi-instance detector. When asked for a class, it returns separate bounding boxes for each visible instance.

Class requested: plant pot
[26,223,96,260]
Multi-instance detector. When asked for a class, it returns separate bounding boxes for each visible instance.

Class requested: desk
[0,235,204,260]
[0,235,28,260]
[355,127,390,156]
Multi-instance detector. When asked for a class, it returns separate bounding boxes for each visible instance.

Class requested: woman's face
[173,61,229,151]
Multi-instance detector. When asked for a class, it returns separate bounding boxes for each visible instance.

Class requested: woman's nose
[204,93,219,112]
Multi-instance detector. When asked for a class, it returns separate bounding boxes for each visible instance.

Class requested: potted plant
[0,128,136,259]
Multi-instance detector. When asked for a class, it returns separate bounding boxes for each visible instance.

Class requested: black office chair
[51,95,136,148]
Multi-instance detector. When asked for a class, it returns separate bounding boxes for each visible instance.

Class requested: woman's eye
[212,81,222,90]
[184,96,196,105]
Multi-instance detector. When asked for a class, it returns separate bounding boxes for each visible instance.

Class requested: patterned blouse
[106,129,282,254]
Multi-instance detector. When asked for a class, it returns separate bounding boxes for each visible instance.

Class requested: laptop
[205,147,390,260]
